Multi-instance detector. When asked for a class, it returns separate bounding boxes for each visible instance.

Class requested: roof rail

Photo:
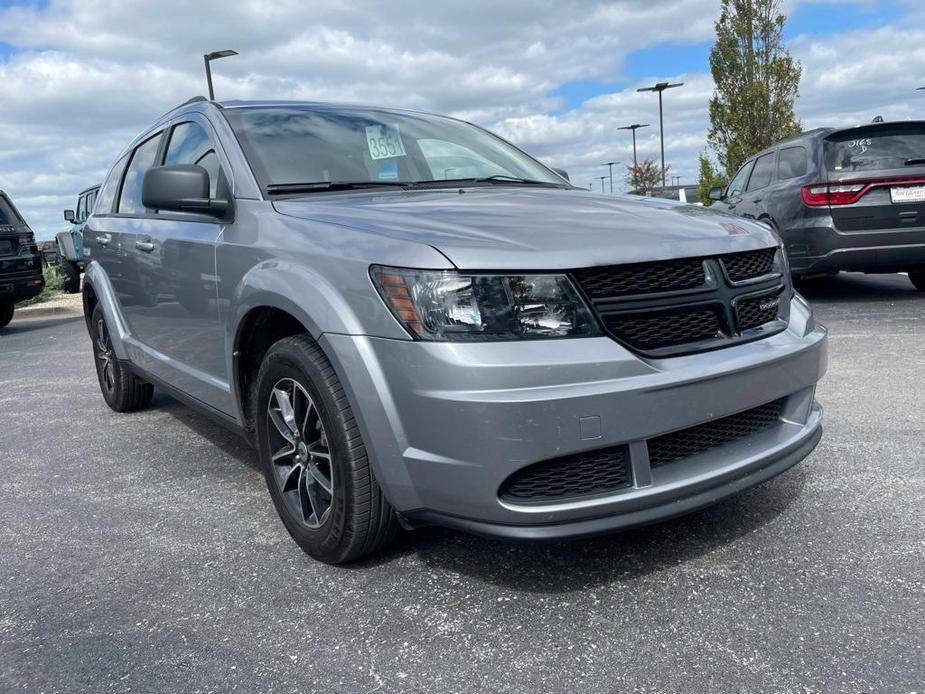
[157,95,214,120]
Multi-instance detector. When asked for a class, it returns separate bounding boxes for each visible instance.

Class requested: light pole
[617,123,650,171]
[637,82,683,188]
[203,49,238,100]
[601,161,619,194]
[597,176,607,192]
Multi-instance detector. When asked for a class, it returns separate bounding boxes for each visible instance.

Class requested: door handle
[135,239,155,253]
[97,233,111,247]
[753,197,763,203]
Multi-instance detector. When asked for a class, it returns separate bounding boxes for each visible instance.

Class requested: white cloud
[0,0,922,237]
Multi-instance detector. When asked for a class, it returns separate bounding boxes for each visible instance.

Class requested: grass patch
[16,264,64,307]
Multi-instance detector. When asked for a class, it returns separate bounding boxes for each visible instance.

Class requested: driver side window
[726,161,753,198]
[163,121,223,198]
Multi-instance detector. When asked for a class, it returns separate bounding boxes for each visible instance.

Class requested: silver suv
[83,98,827,563]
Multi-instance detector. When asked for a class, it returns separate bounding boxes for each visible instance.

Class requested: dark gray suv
[82,98,827,563]
[710,120,925,289]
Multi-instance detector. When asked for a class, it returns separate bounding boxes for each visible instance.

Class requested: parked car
[0,190,45,328]
[82,98,827,563]
[57,184,101,293]
[710,120,925,289]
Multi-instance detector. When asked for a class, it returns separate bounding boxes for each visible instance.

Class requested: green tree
[698,152,727,205]
[707,0,802,177]
[626,159,667,194]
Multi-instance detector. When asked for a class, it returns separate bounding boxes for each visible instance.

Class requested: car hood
[273,187,777,270]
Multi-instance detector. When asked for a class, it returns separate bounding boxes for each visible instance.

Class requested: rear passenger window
[746,152,775,191]
[118,133,162,215]
[95,154,130,215]
[778,146,807,179]
[164,122,222,198]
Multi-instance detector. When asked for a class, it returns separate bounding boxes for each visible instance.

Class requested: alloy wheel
[266,378,334,529]
[95,318,116,392]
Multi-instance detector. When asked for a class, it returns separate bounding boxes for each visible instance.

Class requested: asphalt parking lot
[1,272,922,693]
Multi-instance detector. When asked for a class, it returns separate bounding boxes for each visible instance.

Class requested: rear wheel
[0,302,13,328]
[59,260,81,293]
[908,269,925,291]
[254,334,398,563]
[90,304,154,412]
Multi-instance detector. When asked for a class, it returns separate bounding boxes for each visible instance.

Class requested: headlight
[371,265,601,341]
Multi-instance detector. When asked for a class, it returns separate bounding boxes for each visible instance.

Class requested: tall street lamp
[597,176,608,192]
[601,161,619,194]
[617,123,650,171]
[637,82,683,188]
[203,49,238,100]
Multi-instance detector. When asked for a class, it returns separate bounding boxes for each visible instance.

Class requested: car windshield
[223,105,567,192]
[825,123,925,174]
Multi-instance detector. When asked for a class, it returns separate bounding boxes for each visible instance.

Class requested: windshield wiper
[904,158,925,167]
[266,181,415,195]
[416,175,563,187]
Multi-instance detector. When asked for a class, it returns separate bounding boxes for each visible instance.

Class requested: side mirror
[64,209,75,223]
[142,164,229,217]
[709,186,724,201]
[552,167,570,182]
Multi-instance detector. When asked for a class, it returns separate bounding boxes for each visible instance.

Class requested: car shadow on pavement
[154,392,261,472]
[146,365,808,591]
[796,272,919,304]
[359,465,809,592]
[3,315,83,335]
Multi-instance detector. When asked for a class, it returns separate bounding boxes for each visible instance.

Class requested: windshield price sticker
[366,124,407,160]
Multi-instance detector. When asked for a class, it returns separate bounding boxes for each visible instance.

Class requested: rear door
[823,122,925,231]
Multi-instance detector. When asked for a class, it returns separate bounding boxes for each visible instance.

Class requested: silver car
[82,98,827,563]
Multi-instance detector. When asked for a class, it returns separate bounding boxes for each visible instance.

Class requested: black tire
[908,269,925,291]
[90,304,154,412]
[0,302,13,329]
[254,334,398,563]
[60,260,81,294]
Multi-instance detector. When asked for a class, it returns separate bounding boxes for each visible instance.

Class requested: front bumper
[321,296,827,537]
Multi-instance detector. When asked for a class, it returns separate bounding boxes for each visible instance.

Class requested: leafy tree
[698,152,727,205]
[707,0,802,177]
[626,159,667,195]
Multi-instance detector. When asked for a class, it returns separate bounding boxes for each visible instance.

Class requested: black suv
[0,191,44,327]
[710,120,925,289]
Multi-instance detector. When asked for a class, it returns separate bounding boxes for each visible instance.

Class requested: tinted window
[747,152,775,192]
[118,133,162,214]
[727,162,753,197]
[224,106,564,190]
[825,124,925,173]
[76,195,87,222]
[163,122,222,198]
[778,146,807,179]
[95,155,129,215]
[87,190,98,214]
[0,195,22,225]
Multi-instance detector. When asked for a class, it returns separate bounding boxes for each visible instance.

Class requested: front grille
[736,289,784,332]
[499,446,631,503]
[572,247,784,356]
[648,399,786,468]
[721,248,777,282]
[574,258,706,298]
[603,308,722,349]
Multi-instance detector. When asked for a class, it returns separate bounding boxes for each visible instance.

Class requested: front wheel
[0,302,13,328]
[90,304,154,412]
[908,269,925,291]
[254,334,398,564]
